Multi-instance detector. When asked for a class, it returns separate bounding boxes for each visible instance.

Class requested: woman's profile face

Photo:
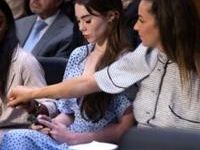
[0,11,7,42]
[134,0,161,49]
[75,3,109,44]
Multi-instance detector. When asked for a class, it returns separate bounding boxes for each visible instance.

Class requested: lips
[83,35,89,39]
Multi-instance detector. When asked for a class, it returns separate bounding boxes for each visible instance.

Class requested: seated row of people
[0,0,137,147]
[0,0,200,149]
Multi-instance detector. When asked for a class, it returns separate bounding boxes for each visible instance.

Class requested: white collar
[36,10,60,27]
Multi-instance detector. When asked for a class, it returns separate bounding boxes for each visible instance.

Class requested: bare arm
[8,75,100,107]
[36,75,100,99]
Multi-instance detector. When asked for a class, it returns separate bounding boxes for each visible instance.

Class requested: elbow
[81,75,100,94]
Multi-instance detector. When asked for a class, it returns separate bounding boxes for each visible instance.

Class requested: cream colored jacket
[0,46,46,128]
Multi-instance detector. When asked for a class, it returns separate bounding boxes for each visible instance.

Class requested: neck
[94,39,108,54]
[39,10,58,20]
[156,43,165,53]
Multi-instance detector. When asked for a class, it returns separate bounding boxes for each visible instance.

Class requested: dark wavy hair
[145,0,200,87]
[0,0,18,98]
[75,0,132,122]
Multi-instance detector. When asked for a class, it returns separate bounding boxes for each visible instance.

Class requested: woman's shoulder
[70,43,94,56]
[68,43,94,63]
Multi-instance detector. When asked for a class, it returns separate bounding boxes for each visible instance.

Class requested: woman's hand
[37,114,76,144]
[49,121,76,145]
[31,115,52,135]
[7,86,36,107]
[31,123,51,135]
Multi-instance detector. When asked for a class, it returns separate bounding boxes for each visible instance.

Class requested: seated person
[0,0,53,141]
[16,0,80,59]
[1,0,135,148]
[5,0,200,132]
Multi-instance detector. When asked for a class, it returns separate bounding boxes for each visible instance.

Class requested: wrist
[67,132,78,145]
[31,87,40,100]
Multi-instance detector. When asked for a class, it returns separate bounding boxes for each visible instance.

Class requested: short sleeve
[56,98,76,114]
[94,44,158,93]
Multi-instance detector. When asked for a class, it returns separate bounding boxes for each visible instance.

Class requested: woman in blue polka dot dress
[1,0,135,149]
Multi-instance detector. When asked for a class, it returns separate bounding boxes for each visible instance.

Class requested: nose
[133,20,139,31]
[79,22,86,33]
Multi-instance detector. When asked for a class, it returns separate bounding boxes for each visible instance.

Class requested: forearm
[31,75,100,100]
[70,124,123,145]
[69,123,131,145]
[69,112,135,145]
[91,111,135,143]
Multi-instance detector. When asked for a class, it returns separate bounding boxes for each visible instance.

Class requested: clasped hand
[32,115,75,144]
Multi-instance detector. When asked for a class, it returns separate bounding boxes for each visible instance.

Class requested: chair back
[119,127,200,150]
[38,57,67,85]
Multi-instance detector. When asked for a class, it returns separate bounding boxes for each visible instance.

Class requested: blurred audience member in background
[16,0,79,60]
[0,0,49,142]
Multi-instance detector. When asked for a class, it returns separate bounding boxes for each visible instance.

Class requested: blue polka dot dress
[1,44,132,150]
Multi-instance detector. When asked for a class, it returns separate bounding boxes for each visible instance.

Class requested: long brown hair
[75,0,133,122]
[146,0,200,87]
[0,0,18,99]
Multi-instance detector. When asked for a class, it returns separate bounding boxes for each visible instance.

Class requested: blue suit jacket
[16,11,77,59]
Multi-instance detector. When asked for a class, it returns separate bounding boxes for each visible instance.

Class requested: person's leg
[1,129,68,150]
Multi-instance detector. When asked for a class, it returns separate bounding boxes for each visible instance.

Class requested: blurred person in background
[0,0,50,142]
[16,0,79,59]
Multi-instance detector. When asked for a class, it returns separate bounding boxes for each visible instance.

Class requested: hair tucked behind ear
[76,0,133,122]
[0,0,18,98]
